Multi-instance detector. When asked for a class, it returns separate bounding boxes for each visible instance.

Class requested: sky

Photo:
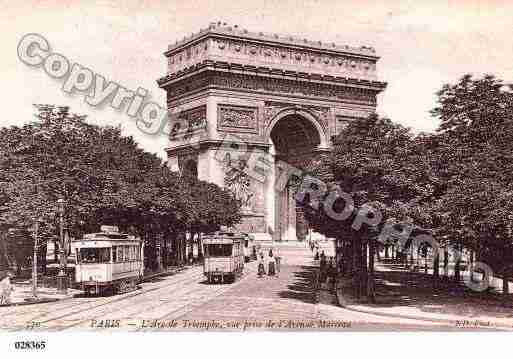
[2,0,513,159]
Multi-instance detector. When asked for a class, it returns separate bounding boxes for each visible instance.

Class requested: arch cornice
[264,105,330,149]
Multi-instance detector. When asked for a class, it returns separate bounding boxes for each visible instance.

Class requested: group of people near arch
[257,248,281,278]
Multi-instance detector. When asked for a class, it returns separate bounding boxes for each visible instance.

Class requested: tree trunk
[39,239,48,275]
[53,239,59,263]
[178,235,183,265]
[454,245,462,283]
[469,250,474,281]
[384,244,389,259]
[361,240,368,301]
[162,235,168,268]
[0,234,12,269]
[409,245,415,271]
[188,232,195,264]
[443,247,449,280]
[367,238,375,303]
[342,240,349,275]
[352,239,360,299]
[181,235,187,265]
[454,259,461,283]
[503,268,509,299]
[433,249,440,280]
[197,235,203,260]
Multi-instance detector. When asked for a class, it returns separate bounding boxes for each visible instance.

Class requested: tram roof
[202,231,245,244]
[79,232,140,241]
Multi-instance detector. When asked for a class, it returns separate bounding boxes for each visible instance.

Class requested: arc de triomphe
[158,23,386,241]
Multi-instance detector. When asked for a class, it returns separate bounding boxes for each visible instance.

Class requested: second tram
[203,232,244,284]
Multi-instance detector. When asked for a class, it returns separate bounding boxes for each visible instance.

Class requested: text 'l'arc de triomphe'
[158,22,387,242]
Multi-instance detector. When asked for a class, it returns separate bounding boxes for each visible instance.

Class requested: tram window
[124,246,130,262]
[79,248,110,264]
[117,246,123,262]
[206,244,233,257]
[112,246,117,262]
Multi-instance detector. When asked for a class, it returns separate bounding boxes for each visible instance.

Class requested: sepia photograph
[1,0,513,356]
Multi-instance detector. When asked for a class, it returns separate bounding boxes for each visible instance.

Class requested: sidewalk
[1,282,80,307]
[1,263,201,307]
[143,263,200,281]
[335,261,513,330]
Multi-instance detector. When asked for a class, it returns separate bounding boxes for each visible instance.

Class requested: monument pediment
[158,22,386,88]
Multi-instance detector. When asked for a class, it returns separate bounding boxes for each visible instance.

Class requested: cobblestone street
[0,242,482,331]
[179,245,320,323]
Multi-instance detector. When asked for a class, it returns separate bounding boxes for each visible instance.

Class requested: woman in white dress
[0,272,14,305]
[257,254,266,277]
[267,252,276,277]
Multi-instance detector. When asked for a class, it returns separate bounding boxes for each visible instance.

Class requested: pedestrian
[257,254,266,278]
[267,252,276,277]
[0,271,15,305]
[275,247,281,276]
[314,250,319,260]
[320,251,327,270]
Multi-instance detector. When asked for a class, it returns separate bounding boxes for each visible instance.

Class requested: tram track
[134,265,257,331]
[59,276,208,330]
[1,261,258,331]
[37,271,205,327]
[61,265,256,331]
[0,298,99,322]
[3,267,204,331]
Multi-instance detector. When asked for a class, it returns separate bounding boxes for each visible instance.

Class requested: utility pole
[56,198,67,294]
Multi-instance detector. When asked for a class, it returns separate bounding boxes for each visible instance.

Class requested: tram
[74,226,144,296]
[203,232,245,284]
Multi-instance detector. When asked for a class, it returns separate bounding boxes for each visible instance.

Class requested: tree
[303,114,422,302]
[0,105,242,274]
[428,74,513,297]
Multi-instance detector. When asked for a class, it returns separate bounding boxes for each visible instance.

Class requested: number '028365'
[14,341,46,350]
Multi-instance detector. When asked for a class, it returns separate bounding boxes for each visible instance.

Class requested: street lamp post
[30,218,42,301]
[56,198,68,294]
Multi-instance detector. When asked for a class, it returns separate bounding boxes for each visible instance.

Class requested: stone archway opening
[270,114,322,161]
[269,114,323,241]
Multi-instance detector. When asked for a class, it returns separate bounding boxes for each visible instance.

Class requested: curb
[0,297,64,308]
[335,291,513,330]
[142,264,200,282]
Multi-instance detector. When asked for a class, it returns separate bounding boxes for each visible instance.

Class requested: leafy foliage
[303,74,513,300]
[0,105,241,272]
